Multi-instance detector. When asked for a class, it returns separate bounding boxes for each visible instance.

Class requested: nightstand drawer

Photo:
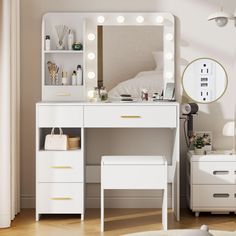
[192,162,236,184]
[37,183,83,213]
[37,151,83,182]
[84,105,176,128]
[38,105,83,127]
[192,185,236,208]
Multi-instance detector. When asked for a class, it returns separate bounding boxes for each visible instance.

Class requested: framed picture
[195,131,212,151]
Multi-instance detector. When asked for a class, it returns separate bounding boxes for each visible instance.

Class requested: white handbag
[44,127,68,150]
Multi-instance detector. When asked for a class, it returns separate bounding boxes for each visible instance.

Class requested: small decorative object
[45,35,50,51]
[152,92,160,101]
[44,127,68,151]
[141,89,148,101]
[55,24,69,50]
[61,71,69,85]
[67,29,74,50]
[190,131,212,154]
[68,136,80,150]
[47,61,59,85]
[100,87,108,101]
[71,71,77,86]
[76,65,83,85]
[72,42,83,51]
[94,87,101,102]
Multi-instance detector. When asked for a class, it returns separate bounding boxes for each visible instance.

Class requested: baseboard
[21,194,187,209]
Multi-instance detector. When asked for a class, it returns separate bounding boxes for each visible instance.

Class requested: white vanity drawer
[84,105,176,128]
[37,105,83,127]
[192,185,236,208]
[192,162,236,184]
[102,165,167,189]
[37,183,83,213]
[37,151,83,183]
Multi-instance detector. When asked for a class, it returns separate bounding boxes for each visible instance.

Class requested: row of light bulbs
[86,15,174,87]
[96,15,165,24]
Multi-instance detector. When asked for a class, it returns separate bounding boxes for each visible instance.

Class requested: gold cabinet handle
[50,197,72,200]
[51,166,72,169]
[56,92,71,96]
[121,115,142,119]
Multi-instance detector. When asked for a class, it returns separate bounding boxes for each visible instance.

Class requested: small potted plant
[190,135,206,155]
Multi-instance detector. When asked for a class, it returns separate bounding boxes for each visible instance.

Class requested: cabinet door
[38,105,83,127]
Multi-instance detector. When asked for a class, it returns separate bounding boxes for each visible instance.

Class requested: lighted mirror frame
[84,12,175,100]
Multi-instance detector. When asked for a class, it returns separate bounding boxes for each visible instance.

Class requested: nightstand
[186,151,236,217]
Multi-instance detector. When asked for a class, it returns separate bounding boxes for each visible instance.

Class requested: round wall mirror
[182,58,228,103]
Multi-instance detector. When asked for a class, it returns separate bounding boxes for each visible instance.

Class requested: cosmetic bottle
[45,35,51,51]
[68,29,74,50]
[76,65,83,85]
[61,71,69,85]
[72,71,77,86]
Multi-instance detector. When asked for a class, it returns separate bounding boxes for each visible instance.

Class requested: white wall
[20,0,236,208]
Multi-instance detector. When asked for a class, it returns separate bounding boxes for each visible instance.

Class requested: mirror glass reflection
[97,26,164,99]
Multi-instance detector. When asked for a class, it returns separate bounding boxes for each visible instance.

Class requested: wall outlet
[194,59,215,102]
[199,61,212,75]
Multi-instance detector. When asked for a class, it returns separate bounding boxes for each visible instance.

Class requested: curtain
[0,0,20,228]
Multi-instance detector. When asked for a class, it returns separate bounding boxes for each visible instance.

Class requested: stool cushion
[101,156,166,165]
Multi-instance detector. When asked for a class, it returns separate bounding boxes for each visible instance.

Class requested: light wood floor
[0,209,235,236]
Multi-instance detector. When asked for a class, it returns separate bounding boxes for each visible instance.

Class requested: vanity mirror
[84,12,175,101]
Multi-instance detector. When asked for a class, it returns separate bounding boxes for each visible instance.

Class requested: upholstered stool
[101,155,168,232]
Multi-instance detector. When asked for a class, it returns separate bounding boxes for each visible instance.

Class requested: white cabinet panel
[37,183,84,213]
[192,162,235,184]
[37,151,83,183]
[38,105,83,127]
[192,185,235,208]
[84,105,176,128]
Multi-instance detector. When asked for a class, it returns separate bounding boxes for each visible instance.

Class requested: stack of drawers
[187,151,236,217]
[36,105,84,221]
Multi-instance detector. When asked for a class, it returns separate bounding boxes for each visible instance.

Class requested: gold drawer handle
[50,197,72,200]
[121,115,141,119]
[51,166,72,169]
[57,93,71,96]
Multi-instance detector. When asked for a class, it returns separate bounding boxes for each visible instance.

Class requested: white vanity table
[36,101,180,221]
[36,11,179,223]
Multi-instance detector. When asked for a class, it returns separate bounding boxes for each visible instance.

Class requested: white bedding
[108,70,163,99]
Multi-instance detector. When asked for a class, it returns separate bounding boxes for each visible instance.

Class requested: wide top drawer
[84,105,177,128]
[37,105,83,127]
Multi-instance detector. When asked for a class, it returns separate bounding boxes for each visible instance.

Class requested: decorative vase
[194,148,204,155]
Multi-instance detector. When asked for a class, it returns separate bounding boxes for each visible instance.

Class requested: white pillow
[152,51,163,71]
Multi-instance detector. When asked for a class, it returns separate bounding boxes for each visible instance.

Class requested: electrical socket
[199,90,211,102]
[199,60,212,75]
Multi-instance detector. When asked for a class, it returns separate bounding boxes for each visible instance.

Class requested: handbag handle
[50,127,63,136]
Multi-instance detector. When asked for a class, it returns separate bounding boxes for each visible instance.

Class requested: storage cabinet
[42,13,85,101]
[36,104,84,220]
[187,151,236,216]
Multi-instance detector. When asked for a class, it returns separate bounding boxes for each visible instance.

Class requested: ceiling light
[208,7,233,27]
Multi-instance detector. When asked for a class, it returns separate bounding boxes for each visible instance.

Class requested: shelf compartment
[44,50,83,54]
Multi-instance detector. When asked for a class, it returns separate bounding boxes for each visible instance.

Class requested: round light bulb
[88,90,95,98]
[156,16,164,24]
[97,16,105,24]
[88,72,96,79]
[87,52,95,60]
[117,15,125,23]
[165,72,173,79]
[215,17,228,27]
[87,33,95,41]
[165,33,173,41]
[165,52,173,60]
[136,16,144,23]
